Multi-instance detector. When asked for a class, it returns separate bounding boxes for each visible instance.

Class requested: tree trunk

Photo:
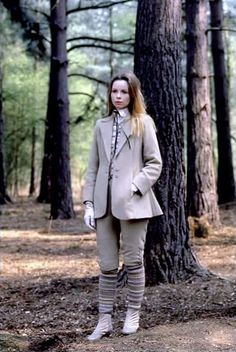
[134,0,207,285]
[108,7,114,78]
[29,125,36,196]
[209,0,235,204]
[0,64,7,204]
[186,0,220,225]
[0,58,11,204]
[37,100,53,203]
[13,150,19,197]
[49,0,74,219]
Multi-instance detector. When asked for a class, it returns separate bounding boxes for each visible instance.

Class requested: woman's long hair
[107,71,146,136]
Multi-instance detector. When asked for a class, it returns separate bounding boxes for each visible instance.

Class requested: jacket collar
[100,115,113,123]
[99,113,132,160]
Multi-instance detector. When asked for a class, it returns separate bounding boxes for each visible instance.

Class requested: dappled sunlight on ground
[192,223,236,281]
[1,229,98,283]
[0,197,235,351]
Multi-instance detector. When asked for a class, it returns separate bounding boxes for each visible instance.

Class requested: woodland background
[0,0,235,209]
[0,1,236,351]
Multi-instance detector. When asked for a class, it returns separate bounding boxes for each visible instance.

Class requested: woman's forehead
[112,79,129,89]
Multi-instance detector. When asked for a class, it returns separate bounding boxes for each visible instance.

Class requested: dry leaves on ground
[0,198,235,352]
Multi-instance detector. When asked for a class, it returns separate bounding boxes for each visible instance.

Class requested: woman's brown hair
[107,71,146,136]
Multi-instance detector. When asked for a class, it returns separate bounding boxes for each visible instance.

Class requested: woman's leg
[99,269,117,314]
[125,264,145,310]
[96,213,121,313]
[120,219,148,334]
[87,214,120,341]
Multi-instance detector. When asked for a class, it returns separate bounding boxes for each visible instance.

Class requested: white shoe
[87,313,112,341]
[122,308,140,334]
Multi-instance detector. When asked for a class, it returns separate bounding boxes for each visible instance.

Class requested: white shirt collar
[116,108,130,118]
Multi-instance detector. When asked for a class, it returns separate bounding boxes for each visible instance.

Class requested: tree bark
[37,86,53,203]
[186,0,220,225]
[29,125,36,196]
[134,0,206,285]
[209,0,235,204]
[49,0,74,219]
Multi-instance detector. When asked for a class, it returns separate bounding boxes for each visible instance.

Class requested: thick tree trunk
[186,0,220,225]
[37,107,53,203]
[29,125,36,196]
[37,16,56,204]
[37,53,53,204]
[49,0,74,219]
[134,0,206,285]
[209,0,235,204]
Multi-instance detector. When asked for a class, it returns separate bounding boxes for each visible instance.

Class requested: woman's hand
[131,183,138,194]
[84,202,96,230]
[131,183,141,196]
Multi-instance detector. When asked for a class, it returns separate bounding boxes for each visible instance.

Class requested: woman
[83,71,162,341]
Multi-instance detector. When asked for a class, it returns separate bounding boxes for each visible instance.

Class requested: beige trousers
[96,199,148,271]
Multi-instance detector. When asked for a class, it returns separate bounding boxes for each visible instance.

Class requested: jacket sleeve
[133,115,162,195]
[82,122,99,203]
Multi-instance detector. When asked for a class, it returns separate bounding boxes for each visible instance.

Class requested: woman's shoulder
[138,114,156,135]
[96,114,113,125]
[141,114,156,128]
[140,113,153,121]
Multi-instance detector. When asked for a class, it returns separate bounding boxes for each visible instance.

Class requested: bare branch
[67,44,133,54]
[69,92,94,98]
[28,32,51,45]
[71,82,107,125]
[68,73,107,86]
[67,36,133,45]
[20,5,50,20]
[67,0,135,15]
[206,27,236,34]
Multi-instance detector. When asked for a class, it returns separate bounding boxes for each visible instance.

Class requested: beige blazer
[83,114,163,220]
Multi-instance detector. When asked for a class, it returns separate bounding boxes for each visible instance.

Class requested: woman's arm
[132,115,162,195]
[82,122,100,203]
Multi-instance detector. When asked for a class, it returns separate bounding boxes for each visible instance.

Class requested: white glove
[131,183,139,195]
[84,205,96,230]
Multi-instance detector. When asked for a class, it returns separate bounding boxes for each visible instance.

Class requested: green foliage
[2,12,48,192]
[2,0,235,197]
[66,1,137,197]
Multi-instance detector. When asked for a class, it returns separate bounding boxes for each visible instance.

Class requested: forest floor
[0,198,236,352]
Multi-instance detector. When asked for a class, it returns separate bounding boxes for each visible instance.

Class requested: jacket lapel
[115,118,132,158]
[99,116,113,161]
[99,115,132,161]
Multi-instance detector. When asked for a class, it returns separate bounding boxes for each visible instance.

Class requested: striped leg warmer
[99,271,117,314]
[126,265,145,310]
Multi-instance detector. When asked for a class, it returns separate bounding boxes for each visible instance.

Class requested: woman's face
[111,79,130,110]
